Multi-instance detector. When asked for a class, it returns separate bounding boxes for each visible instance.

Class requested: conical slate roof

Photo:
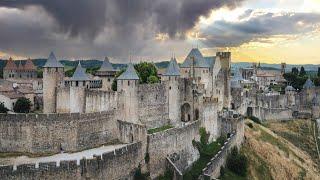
[163,57,180,76]
[117,63,139,80]
[181,48,211,68]
[98,57,115,72]
[43,52,64,68]
[4,57,17,70]
[70,61,90,81]
[303,78,315,89]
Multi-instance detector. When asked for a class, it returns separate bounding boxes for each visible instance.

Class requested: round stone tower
[117,63,140,123]
[43,52,64,113]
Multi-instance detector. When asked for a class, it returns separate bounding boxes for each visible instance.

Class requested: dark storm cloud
[200,11,320,47]
[0,0,244,59]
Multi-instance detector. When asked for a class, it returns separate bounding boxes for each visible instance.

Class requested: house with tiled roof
[3,57,37,79]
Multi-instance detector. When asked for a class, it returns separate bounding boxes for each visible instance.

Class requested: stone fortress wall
[0,142,144,180]
[0,111,118,154]
[137,83,169,128]
[0,50,242,179]
[147,120,201,178]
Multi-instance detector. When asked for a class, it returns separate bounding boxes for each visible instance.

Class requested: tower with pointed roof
[94,57,118,90]
[117,63,140,122]
[162,57,181,124]
[69,62,90,113]
[43,52,65,113]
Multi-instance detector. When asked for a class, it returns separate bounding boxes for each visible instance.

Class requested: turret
[94,57,117,90]
[43,52,64,113]
[216,52,231,108]
[69,62,90,113]
[162,57,181,124]
[117,63,140,122]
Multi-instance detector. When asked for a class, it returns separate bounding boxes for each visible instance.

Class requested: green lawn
[147,125,174,134]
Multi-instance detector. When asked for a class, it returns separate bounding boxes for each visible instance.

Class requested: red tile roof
[3,57,17,70]
[24,58,37,70]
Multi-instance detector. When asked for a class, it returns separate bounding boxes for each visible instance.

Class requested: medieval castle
[0,47,319,179]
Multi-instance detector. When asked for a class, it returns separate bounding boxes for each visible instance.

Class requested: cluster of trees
[111,62,160,91]
[0,97,32,114]
[283,66,320,90]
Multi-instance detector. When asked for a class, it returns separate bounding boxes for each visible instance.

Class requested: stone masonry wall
[147,120,200,178]
[0,142,144,180]
[85,90,118,113]
[0,111,118,154]
[137,83,169,129]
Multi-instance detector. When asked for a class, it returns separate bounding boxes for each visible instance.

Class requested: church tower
[43,52,64,113]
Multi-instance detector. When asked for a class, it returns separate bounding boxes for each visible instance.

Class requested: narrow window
[76,81,79,87]
[128,81,130,86]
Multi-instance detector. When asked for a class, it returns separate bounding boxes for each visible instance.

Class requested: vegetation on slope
[183,128,226,179]
[265,119,320,167]
[239,119,320,180]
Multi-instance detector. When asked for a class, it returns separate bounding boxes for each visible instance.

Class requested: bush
[199,127,210,145]
[226,147,248,176]
[247,122,254,128]
[13,97,32,113]
[248,116,261,124]
[0,102,9,113]
[134,165,148,180]
[147,75,159,84]
[220,166,225,177]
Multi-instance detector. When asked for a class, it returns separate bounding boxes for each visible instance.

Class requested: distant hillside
[0,58,318,72]
[232,62,320,72]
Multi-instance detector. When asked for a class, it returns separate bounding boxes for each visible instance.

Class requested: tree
[299,66,306,76]
[134,62,159,84]
[147,75,158,84]
[13,97,32,113]
[0,102,9,113]
[226,147,248,176]
[318,67,320,77]
[292,67,299,75]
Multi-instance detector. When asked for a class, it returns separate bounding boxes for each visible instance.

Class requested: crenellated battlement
[0,142,143,180]
[0,110,115,122]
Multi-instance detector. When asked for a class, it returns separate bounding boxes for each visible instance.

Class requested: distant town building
[3,57,37,79]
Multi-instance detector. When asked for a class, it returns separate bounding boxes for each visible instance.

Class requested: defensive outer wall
[0,111,118,154]
[0,142,144,180]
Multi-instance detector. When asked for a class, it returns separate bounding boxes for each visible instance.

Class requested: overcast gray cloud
[200,10,320,47]
[0,0,244,60]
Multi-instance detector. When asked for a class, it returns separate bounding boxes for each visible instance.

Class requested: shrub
[13,97,32,113]
[247,122,254,128]
[217,135,227,145]
[248,116,261,124]
[226,147,248,176]
[0,102,9,113]
[134,165,148,180]
[199,127,210,145]
[220,166,225,177]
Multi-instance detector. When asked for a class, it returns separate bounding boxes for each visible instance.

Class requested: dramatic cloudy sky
[0,0,320,64]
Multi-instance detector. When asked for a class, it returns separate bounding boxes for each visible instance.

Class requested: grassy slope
[241,120,319,180]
